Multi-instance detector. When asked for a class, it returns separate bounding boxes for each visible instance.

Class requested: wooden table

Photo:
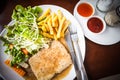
[0,0,120,80]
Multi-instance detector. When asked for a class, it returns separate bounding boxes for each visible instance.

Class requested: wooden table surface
[0,0,120,80]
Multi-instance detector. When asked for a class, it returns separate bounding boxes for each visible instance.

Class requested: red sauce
[87,17,103,33]
[77,3,93,17]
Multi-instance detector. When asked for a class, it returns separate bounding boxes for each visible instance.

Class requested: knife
[67,25,88,80]
[0,74,6,80]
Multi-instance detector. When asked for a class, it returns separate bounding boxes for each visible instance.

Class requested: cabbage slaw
[2,5,51,66]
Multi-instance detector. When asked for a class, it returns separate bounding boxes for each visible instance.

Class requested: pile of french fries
[37,8,70,40]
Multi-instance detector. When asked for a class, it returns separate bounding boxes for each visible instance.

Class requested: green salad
[1,5,51,67]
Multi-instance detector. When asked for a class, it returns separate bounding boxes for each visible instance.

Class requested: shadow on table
[0,0,8,14]
[0,25,4,33]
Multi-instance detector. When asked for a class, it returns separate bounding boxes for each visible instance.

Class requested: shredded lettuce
[3,5,51,66]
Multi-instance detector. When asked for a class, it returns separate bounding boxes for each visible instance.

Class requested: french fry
[61,20,71,37]
[60,33,64,38]
[62,20,70,33]
[41,32,54,39]
[37,20,45,26]
[41,25,47,32]
[51,13,58,27]
[43,23,49,32]
[44,15,51,22]
[37,9,70,40]
[47,18,54,34]
[38,25,42,28]
[57,10,63,24]
[52,15,58,27]
[57,17,66,38]
[53,28,58,40]
[51,13,56,20]
[55,27,58,33]
[37,8,51,21]
[59,38,69,51]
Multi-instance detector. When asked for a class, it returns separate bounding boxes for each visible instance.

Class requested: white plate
[0,5,86,80]
[74,0,120,45]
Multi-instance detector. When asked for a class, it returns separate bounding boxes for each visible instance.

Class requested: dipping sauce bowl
[87,16,106,34]
[77,2,95,18]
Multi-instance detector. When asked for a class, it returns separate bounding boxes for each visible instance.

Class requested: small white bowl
[86,16,106,34]
[75,1,95,18]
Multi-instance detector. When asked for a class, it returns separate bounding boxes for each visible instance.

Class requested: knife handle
[71,34,88,80]
[71,51,82,80]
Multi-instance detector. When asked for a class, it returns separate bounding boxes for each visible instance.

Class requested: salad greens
[2,5,51,66]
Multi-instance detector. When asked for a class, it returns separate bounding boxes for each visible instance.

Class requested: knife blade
[67,25,88,80]
[66,31,82,80]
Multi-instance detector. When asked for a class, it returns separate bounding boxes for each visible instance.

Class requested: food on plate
[2,5,51,67]
[37,8,70,40]
[29,40,72,80]
[0,5,73,80]
[0,5,51,77]
[4,59,26,76]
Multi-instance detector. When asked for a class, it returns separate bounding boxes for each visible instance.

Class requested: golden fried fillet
[29,40,72,80]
